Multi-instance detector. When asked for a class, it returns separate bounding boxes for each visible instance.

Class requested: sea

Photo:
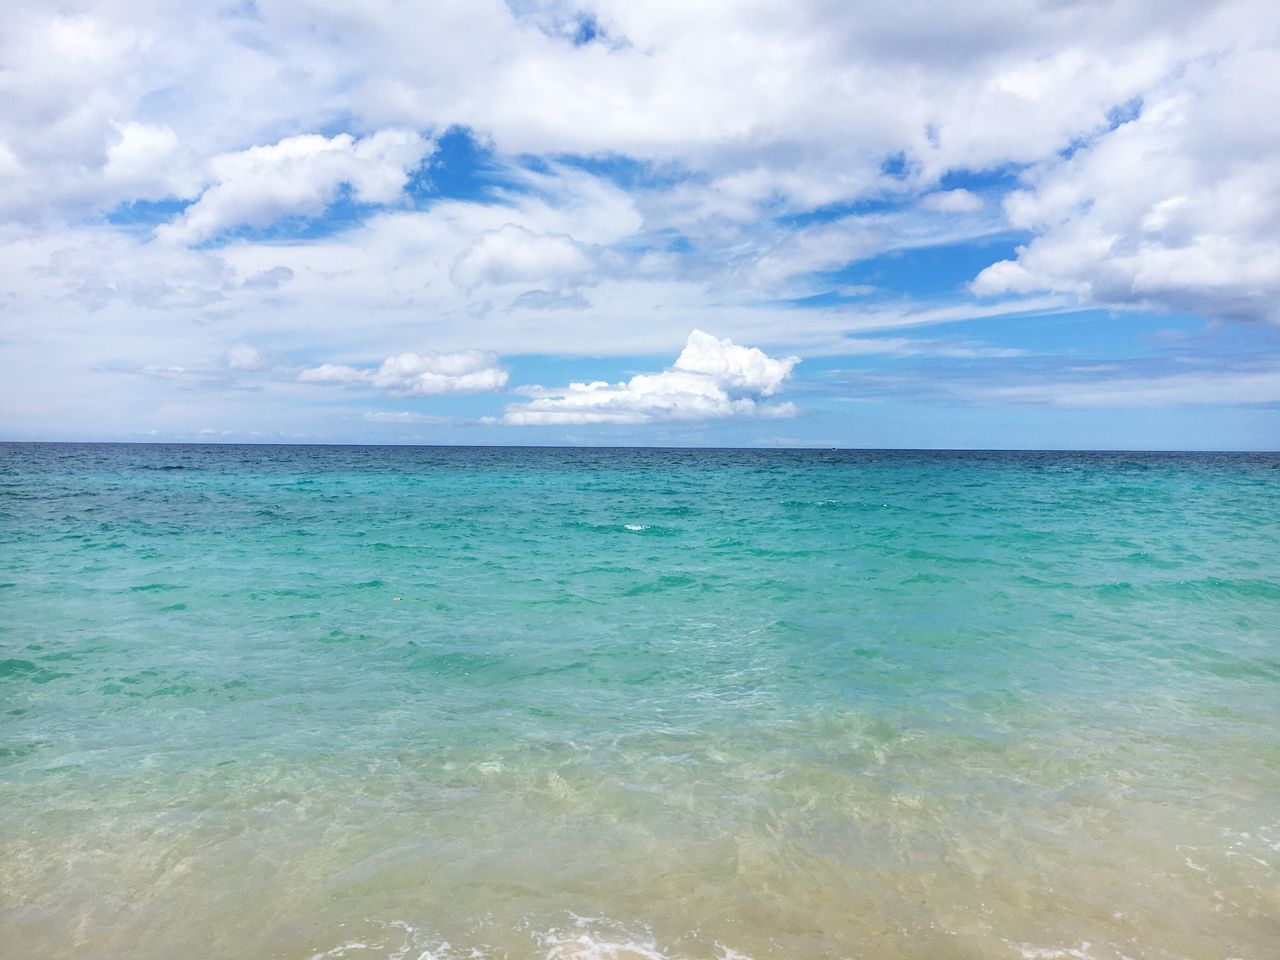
[1,443,1277,960]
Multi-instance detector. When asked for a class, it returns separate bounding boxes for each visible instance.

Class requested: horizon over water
[2,443,1277,960]
[11,441,1280,452]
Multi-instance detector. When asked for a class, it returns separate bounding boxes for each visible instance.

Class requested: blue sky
[1,1,1278,448]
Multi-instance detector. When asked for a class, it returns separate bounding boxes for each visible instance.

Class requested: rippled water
[2,444,1277,959]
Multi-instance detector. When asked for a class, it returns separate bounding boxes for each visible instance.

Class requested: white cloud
[226,344,264,370]
[971,46,1280,324]
[1,0,1256,231]
[32,226,235,310]
[921,189,983,213]
[672,328,796,395]
[504,330,799,424]
[300,349,508,396]
[1,0,1278,444]
[102,121,200,200]
[0,11,147,222]
[156,130,432,245]
[361,410,453,424]
[451,223,594,290]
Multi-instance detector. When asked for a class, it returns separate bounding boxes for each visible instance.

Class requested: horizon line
[3,440,1278,455]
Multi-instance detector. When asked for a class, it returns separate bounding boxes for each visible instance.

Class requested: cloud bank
[1,0,1277,445]
[971,46,1280,324]
[301,350,508,396]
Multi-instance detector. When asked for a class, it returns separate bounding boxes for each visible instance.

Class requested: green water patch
[0,658,69,684]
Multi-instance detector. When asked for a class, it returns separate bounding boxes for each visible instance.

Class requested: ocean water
[1,443,1277,960]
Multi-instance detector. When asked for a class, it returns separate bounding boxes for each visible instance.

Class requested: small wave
[1173,577,1280,600]
[541,919,753,960]
[620,573,707,596]
[544,934,666,960]
[317,628,375,644]
[304,920,705,960]
[623,524,650,532]
[898,572,959,585]
[650,504,696,517]
[539,918,673,960]
[304,913,756,960]
[1118,550,1183,569]
[306,921,452,960]
[1091,577,1280,603]
[780,498,885,512]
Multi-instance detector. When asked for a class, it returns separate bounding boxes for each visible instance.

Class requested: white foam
[538,918,668,960]
[623,524,649,532]
[1015,942,1093,960]
[308,942,371,960]
[308,919,752,960]
[541,933,751,960]
[307,922,453,960]
[543,934,666,960]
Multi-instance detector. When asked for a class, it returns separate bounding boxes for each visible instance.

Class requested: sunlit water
[2,444,1277,960]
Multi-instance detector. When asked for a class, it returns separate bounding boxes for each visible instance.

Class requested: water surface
[2,444,1277,959]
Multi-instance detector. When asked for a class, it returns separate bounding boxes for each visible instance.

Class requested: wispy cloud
[971,365,1280,408]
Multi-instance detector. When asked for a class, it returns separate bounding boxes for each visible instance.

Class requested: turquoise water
[2,444,1278,960]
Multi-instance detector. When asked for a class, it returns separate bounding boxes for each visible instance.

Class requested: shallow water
[1,444,1277,959]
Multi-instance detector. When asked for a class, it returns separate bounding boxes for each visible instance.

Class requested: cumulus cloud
[451,224,594,290]
[102,121,200,200]
[672,328,797,394]
[0,10,150,222]
[504,330,799,424]
[971,46,1280,324]
[156,130,432,245]
[300,349,508,396]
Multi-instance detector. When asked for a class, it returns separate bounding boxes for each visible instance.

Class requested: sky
[1,0,1278,449]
